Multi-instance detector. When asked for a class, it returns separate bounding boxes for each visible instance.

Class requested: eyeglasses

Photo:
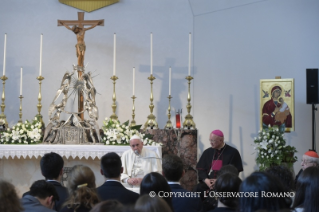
[301,160,315,165]
[131,144,140,148]
[209,140,219,144]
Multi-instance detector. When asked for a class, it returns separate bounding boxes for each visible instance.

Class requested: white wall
[1,0,319,179]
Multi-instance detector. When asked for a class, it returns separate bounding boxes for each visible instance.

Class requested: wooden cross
[58,12,104,120]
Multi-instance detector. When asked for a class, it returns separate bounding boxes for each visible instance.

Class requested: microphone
[134,150,140,156]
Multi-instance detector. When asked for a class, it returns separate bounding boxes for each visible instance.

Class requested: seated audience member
[162,154,202,212]
[208,173,242,212]
[216,164,239,178]
[295,150,319,185]
[121,135,162,192]
[265,165,295,192]
[60,165,99,212]
[238,172,290,212]
[97,152,139,205]
[0,180,23,212]
[293,166,319,212]
[196,130,243,200]
[23,152,68,211]
[139,172,174,211]
[135,195,173,212]
[21,180,59,212]
[90,200,124,212]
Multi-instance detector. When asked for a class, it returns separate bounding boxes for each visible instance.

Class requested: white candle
[20,67,23,96]
[188,33,191,76]
[39,34,43,76]
[113,33,116,76]
[169,67,171,95]
[150,33,153,75]
[133,67,135,96]
[3,33,7,76]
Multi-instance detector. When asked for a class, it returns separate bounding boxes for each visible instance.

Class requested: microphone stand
[311,103,317,151]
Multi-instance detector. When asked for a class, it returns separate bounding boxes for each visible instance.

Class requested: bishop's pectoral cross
[58,12,104,120]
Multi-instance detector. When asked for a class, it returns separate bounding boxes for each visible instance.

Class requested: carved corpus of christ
[58,12,104,67]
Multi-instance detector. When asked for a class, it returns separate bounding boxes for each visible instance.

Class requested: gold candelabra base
[18,95,23,123]
[36,75,45,126]
[110,75,118,121]
[144,74,158,129]
[130,95,136,127]
[0,75,8,128]
[183,75,196,129]
[164,95,173,129]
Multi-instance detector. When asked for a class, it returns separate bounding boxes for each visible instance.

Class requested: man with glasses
[121,135,162,192]
[196,130,243,201]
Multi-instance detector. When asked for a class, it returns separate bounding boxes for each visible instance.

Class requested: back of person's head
[140,172,173,211]
[64,165,99,210]
[238,172,290,212]
[135,195,172,212]
[215,173,242,209]
[30,180,59,201]
[162,154,184,182]
[265,165,295,191]
[90,200,124,212]
[0,180,23,212]
[40,152,64,180]
[101,152,122,178]
[293,166,319,211]
[217,164,239,177]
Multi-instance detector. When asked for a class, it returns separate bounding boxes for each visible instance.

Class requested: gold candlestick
[144,74,158,129]
[36,76,45,125]
[110,75,118,121]
[0,75,8,128]
[164,95,173,129]
[18,95,23,123]
[130,95,136,127]
[183,75,196,129]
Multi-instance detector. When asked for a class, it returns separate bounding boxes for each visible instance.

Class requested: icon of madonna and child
[262,85,293,133]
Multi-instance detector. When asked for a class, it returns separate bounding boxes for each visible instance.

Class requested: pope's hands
[128,177,143,186]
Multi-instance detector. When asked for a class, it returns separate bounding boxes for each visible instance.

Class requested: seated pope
[121,135,162,192]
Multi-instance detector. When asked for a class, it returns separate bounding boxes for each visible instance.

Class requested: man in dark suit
[23,152,68,211]
[162,154,202,212]
[97,152,139,205]
[21,180,59,212]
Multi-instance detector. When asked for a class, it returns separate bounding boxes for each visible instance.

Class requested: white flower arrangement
[0,117,43,145]
[253,125,297,171]
[101,118,160,146]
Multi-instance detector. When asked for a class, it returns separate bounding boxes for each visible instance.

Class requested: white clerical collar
[167,181,180,185]
[46,179,60,183]
[106,179,121,183]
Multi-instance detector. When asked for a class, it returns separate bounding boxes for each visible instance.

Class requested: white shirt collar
[167,181,180,185]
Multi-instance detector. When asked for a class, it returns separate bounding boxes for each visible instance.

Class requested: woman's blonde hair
[0,180,23,212]
[63,165,99,211]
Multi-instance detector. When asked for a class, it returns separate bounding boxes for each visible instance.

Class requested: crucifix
[58,12,104,120]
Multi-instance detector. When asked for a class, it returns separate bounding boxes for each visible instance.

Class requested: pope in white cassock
[121,135,162,193]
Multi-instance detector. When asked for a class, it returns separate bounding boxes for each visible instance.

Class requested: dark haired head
[162,154,184,182]
[140,172,173,211]
[238,172,290,212]
[0,180,23,212]
[265,165,295,191]
[215,173,242,209]
[217,164,239,177]
[40,152,64,180]
[135,195,173,212]
[30,180,59,201]
[293,166,319,211]
[90,200,124,212]
[101,152,122,178]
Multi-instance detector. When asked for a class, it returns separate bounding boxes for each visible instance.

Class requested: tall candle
[169,67,171,95]
[150,33,153,75]
[188,33,191,76]
[39,34,43,76]
[133,67,135,95]
[3,33,7,76]
[20,67,23,95]
[113,33,116,76]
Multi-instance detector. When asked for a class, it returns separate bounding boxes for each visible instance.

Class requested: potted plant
[253,125,297,171]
